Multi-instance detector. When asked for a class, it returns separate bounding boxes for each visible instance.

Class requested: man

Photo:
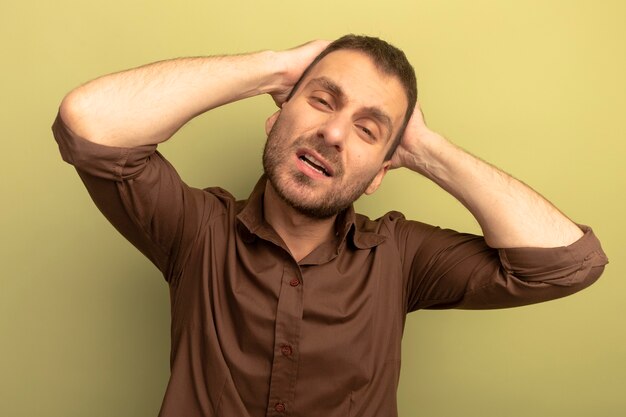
[53,35,607,417]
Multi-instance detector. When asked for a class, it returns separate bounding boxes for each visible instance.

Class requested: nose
[317,114,348,151]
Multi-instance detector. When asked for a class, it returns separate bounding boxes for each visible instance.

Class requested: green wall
[1,0,624,415]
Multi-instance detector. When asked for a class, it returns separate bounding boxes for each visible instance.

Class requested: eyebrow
[305,76,394,139]
[306,76,345,100]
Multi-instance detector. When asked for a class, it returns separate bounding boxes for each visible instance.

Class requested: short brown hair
[287,34,417,160]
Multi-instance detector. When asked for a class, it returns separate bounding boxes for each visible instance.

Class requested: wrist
[402,130,450,174]
[252,50,287,96]
[257,49,301,106]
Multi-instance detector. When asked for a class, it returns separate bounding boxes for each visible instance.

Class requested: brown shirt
[53,114,608,417]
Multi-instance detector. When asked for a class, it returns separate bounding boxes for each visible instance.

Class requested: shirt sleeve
[390,215,609,312]
[52,113,224,282]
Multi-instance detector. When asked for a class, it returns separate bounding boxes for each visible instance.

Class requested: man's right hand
[270,40,331,107]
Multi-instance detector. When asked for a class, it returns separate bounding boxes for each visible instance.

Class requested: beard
[262,116,379,219]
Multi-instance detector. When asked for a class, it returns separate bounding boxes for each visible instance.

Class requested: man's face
[263,49,408,219]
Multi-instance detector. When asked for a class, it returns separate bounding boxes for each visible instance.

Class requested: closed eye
[308,90,335,111]
[309,96,334,112]
[356,124,378,142]
[361,126,373,137]
[315,97,331,108]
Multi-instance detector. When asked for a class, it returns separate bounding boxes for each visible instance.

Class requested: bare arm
[391,103,584,249]
[59,41,330,147]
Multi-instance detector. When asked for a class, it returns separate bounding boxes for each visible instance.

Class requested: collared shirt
[53,114,608,417]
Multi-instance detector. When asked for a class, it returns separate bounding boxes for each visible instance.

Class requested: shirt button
[289,278,300,287]
[281,344,293,356]
[275,402,286,413]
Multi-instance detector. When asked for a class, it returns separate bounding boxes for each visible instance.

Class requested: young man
[53,35,607,417]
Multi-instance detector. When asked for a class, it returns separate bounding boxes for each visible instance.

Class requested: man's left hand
[389,102,445,174]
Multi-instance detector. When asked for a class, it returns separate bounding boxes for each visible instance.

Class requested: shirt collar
[236,176,386,258]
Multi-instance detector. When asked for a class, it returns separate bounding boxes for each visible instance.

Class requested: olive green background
[1,0,624,416]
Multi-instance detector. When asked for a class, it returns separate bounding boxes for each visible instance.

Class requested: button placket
[266,265,304,416]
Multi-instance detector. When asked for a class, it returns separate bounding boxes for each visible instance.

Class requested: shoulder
[352,210,431,249]
[191,186,239,223]
[353,210,465,254]
[202,186,237,203]
[354,210,406,234]
[354,210,437,236]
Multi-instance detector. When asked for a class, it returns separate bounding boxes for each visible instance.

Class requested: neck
[263,181,337,262]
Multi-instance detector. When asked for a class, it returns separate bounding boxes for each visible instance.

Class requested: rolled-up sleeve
[52,113,219,282]
[393,216,608,311]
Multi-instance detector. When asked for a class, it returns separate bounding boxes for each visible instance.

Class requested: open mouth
[298,153,332,177]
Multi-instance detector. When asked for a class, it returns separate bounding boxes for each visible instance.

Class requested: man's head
[263,35,417,219]
[287,35,417,160]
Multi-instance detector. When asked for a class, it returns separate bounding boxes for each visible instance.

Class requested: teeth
[300,154,330,176]
[304,154,323,167]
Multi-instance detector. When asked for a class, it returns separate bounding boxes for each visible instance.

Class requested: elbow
[573,250,608,290]
[57,87,105,144]
[58,89,87,136]
[567,229,609,290]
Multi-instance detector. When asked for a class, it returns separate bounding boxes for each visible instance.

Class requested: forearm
[59,51,285,147]
[405,131,583,248]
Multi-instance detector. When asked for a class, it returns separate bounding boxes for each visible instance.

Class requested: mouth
[296,150,334,177]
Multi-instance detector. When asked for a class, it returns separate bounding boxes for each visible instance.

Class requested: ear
[265,110,281,135]
[364,161,392,195]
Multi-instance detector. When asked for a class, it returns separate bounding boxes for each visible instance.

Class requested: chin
[281,180,362,220]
